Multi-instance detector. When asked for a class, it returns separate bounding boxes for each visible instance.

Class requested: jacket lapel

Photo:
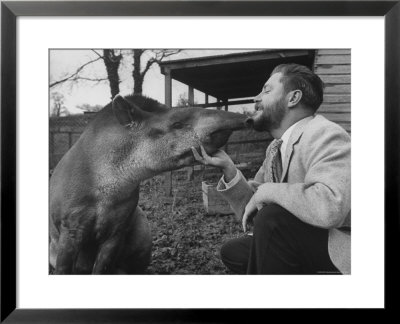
[280,116,314,182]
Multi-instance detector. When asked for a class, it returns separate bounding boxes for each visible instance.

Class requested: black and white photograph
[49,49,351,275]
[2,0,397,318]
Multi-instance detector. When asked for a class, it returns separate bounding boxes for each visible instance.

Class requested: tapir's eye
[172,122,185,129]
[148,128,165,139]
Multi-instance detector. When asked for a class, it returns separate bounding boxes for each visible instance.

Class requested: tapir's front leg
[55,227,84,274]
[92,237,122,274]
[114,206,152,274]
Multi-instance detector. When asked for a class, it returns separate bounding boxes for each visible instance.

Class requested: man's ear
[287,90,302,108]
[112,94,144,127]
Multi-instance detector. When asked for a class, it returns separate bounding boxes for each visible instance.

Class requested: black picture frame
[1,0,399,322]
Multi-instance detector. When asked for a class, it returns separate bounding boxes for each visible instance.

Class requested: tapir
[50,94,248,274]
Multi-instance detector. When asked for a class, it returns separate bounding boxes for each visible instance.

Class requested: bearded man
[192,63,351,274]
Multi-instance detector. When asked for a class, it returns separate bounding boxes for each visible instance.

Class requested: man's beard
[251,98,286,132]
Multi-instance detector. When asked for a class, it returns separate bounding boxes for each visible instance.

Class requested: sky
[49,49,257,115]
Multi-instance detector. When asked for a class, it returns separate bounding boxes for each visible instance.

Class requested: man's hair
[271,63,324,112]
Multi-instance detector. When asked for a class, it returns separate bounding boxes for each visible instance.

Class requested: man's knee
[253,204,295,231]
[220,236,251,274]
[220,239,237,264]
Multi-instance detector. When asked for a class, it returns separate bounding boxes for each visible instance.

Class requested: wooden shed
[160,49,350,132]
[159,49,351,197]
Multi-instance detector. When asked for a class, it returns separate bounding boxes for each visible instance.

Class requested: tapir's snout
[214,110,249,130]
[196,110,249,154]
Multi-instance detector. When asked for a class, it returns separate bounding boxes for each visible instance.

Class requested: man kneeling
[192,63,351,275]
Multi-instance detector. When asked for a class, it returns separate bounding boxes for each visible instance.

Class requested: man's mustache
[254,103,263,112]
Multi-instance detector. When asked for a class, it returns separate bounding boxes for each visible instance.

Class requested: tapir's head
[110,95,248,175]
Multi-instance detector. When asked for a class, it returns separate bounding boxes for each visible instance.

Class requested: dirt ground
[139,171,244,275]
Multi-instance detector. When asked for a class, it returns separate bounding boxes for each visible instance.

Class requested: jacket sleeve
[216,145,272,221]
[254,124,351,229]
[216,169,256,221]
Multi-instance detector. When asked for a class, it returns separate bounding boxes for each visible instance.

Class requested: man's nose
[253,93,261,102]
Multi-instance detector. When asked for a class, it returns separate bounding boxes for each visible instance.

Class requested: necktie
[267,139,283,183]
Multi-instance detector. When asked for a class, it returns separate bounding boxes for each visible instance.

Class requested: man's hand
[242,195,258,232]
[191,146,237,182]
[248,180,262,192]
[191,145,231,168]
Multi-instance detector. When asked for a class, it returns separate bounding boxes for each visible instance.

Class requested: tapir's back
[49,107,113,220]
[50,135,92,227]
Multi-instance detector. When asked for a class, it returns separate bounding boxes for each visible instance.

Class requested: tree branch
[91,49,104,59]
[140,50,182,78]
[152,49,182,61]
[73,76,108,82]
[49,57,103,88]
[140,58,157,78]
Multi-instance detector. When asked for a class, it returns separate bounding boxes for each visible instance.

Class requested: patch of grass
[139,173,243,274]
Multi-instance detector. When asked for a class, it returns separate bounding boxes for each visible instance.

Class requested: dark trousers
[220,204,341,274]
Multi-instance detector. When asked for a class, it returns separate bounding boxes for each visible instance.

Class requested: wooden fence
[49,114,95,170]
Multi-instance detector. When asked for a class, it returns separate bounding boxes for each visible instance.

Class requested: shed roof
[160,49,315,100]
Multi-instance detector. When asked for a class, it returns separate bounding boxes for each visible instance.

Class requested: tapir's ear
[112,95,143,127]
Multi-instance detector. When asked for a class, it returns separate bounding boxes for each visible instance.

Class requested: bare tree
[51,50,122,99]
[132,49,181,94]
[49,49,182,114]
[92,49,122,98]
[50,92,68,117]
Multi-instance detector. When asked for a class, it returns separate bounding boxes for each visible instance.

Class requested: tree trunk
[103,49,122,98]
[54,102,61,116]
[132,49,144,95]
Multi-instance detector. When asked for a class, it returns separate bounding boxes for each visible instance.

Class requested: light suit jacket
[217,115,351,274]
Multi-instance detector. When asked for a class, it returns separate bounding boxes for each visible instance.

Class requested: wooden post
[188,86,194,106]
[216,99,222,110]
[68,132,72,148]
[49,132,54,171]
[164,69,173,196]
[187,85,195,180]
[224,99,229,153]
[164,69,172,108]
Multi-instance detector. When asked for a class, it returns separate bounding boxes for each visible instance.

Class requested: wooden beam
[319,103,351,113]
[324,84,351,94]
[319,74,351,84]
[160,49,312,72]
[315,55,351,65]
[324,94,351,103]
[188,86,194,105]
[315,65,351,75]
[164,69,172,107]
[317,49,351,55]
[179,98,254,109]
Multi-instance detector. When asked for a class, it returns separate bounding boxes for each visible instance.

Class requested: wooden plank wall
[314,49,351,133]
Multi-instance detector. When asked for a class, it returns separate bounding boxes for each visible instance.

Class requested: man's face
[251,72,288,132]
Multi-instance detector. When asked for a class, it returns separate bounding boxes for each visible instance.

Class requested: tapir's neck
[117,161,159,185]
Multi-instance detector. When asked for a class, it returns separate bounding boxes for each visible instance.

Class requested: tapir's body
[50,95,247,274]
